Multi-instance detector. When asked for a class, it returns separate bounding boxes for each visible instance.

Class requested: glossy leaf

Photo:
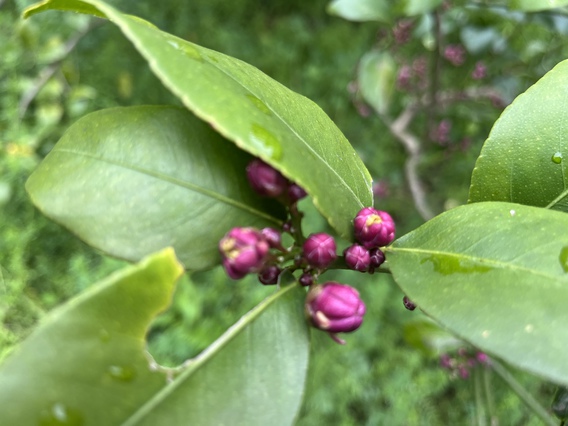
[358,50,396,115]
[387,202,568,385]
[510,0,568,12]
[25,0,373,239]
[0,251,310,425]
[0,248,184,426]
[26,106,284,270]
[469,60,568,212]
[125,282,310,426]
[327,0,391,23]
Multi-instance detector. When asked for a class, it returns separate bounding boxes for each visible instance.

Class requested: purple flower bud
[287,183,307,203]
[353,207,395,248]
[246,159,288,197]
[457,364,470,379]
[261,227,283,250]
[258,265,281,285]
[368,248,385,273]
[219,227,269,280]
[303,233,337,269]
[299,272,314,287]
[344,244,370,272]
[472,61,487,80]
[444,44,466,66]
[440,354,453,369]
[305,282,366,340]
[402,296,416,311]
[476,352,489,365]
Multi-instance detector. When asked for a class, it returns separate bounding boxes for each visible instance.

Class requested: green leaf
[327,0,391,23]
[0,248,184,426]
[510,0,568,12]
[358,50,396,115]
[126,281,310,426]
[386,202,568,385]
[25,0,373,239]
[26,106,285,270]
[401,0,442,16]
[0,251,310,425]
[469,60,568,212]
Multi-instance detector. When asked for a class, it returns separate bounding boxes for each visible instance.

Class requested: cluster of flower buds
[343,207,395,274]
[439,348,490,380]
[219,158,399,345]
[246,158,307,204]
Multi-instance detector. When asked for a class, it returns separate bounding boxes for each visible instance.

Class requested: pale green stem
[491,360,556,426]
[474,366,487,426]
[482,366,498,426]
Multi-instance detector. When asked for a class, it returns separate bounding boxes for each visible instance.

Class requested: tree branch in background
[381,106,436,221]
[18,20,103,118]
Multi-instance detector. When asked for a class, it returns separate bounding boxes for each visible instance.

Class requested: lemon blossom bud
[353,207,395,248]
[219,227,269,279]
[246,159,288,197]
[303,233,337,269]
[305,282,366,344]
[343,244,370,272]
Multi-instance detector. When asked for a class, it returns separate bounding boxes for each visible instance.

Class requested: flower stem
[491,359,556,426]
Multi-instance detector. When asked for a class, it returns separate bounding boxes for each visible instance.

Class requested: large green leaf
[327,0,391,23]
[386,202,568,385]
[0,248,184,426]
[469,60,568,212]
[24,0,373,240]
[510,0,568,11]
[26,106,284,270]
[0,250,310,425]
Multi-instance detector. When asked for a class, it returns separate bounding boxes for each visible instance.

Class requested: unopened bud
[368,248,385,273]
[219,227,269,279]
[299,272,314,287]
[343,244,370,272]
[402,296,416,311]
[353,207,395,248]
[246,159,288,197]
[258,265,281,285]
[305,283,366,344]
[287,183,307,203]
[261,227,283,250]
[303,233,337,269]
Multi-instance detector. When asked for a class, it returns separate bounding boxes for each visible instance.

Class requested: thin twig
[19,20,103,118]
[381,106,436,221]
[490,360,557,426]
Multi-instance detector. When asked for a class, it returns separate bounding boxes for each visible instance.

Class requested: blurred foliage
[0,0,564,423]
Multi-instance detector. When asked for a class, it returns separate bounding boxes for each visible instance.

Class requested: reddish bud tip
[258,265,281,285]
[402,296,416,311]
[219,227,269,280]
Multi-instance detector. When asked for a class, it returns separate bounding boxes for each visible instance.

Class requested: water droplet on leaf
[166,39,202,61]
[552,152,563,164]
[39,403,83,426]
[107,365,136,382]
[249,124,282,160]
[559,246,568,272]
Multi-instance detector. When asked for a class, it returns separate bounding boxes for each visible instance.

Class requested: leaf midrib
[388,247,564,283]
[53,147,281,224]
[115,14,365,208]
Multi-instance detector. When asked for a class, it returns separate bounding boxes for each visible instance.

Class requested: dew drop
[552,152,563,164]
[39,403,83,426]
[559,246,568,273]
[246,94,272,115]
[249,124,282,160]
[107,365,136,382]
